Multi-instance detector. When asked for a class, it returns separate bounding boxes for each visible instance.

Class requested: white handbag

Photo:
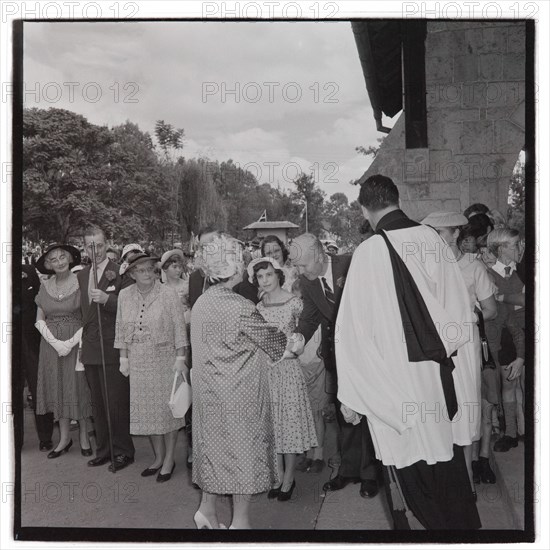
[168,371,192,419]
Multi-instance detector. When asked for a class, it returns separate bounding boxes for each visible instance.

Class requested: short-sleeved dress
[257,296,318,454]
[35,284,92,421]
[115,281,188,435]
[191,285,288,495]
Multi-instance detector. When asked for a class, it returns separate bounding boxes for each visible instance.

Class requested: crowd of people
[19,174,526,530]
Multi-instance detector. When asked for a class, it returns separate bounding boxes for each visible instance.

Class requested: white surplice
[335,224,480,469]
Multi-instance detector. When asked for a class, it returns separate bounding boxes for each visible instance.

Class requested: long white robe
[335,224,479,469]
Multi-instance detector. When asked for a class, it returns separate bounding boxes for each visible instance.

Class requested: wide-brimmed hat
[247,256,283,284]
[120,253,160,275]
[36,243,81,275]
[120,243,145,262]
[160,249,185,270]
[421,212,468,228]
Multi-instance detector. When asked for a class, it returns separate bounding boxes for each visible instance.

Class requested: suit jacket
[77,259,122,365]
[21,264,41,347]
[297,254,352,372]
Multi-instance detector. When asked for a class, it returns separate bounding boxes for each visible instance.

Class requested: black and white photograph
[1,0,547,546]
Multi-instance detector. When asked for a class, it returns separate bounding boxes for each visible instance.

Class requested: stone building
[353,21,527,220]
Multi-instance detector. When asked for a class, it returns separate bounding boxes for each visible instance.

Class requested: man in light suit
[78,226,134,472]
[291,233,379,498]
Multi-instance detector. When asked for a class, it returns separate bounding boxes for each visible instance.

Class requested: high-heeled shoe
[80,444,93,457]
[47,439,73,459]
[156,463,176,483]
[141,466,161,477]
[267,484,282,499]
[194,510,224,529]
[277,480,296,501]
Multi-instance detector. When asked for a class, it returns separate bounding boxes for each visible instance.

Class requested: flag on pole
[257,209,267,222]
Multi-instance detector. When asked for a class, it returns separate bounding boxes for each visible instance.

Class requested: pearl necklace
[52,275,78,301]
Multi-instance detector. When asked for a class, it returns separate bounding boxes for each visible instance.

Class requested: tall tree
[290,172,326,236]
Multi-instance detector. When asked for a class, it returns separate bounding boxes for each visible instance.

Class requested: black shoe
[308,459,325,474]
[359,479,379,498]
[267,484,282,499]
[108,455,135,472]
[81,447,93,457]
[277,480,296,501]
[479,456,496,484]
[88,456,110,467]
[156,464,175,482]
[323,475,360,492]
[141,466,161,477]
[47,439,72,459]
[493,435,518,452]
[296,457,312,472]
[472,460,481,484]
[39,441,53,452]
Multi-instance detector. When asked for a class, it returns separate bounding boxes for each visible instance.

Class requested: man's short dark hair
[83,225,106,240]
[358,175,399,211]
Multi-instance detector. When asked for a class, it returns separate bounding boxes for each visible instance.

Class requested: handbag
[168,371,192,420]
[475,308,501,405]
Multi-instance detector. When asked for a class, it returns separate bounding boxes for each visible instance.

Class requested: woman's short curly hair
[261,235,289,264]
[251,260,285,288]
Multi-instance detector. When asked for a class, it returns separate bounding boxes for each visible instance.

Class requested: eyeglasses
[133,266,155,275]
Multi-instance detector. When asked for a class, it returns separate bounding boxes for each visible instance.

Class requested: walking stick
[90,240,116,473]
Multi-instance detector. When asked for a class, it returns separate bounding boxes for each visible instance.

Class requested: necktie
[321,277,335,304]
[504,266,511,278]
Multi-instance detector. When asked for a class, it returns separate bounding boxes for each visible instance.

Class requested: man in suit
[291,233,379,498]
[78,226,134,472]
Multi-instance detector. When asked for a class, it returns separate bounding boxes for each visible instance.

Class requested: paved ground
[18,401,522,535]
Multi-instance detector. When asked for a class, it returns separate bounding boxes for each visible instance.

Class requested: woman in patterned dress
[115,254,189,482]
[249,257,318,501]
[34,244,93,458]
[191,235,299,529]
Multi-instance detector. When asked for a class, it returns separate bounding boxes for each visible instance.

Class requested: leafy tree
[23,107,118,242]
[507,157,525,231]
[154,120,185,160]
[290,172,326,236]
[324,193,365,250]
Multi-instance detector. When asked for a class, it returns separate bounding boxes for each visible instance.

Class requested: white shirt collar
[492,260,516,278]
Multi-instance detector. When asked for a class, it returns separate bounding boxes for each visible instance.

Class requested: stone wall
[360,21,525,220]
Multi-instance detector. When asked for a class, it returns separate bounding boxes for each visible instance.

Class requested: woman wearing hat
[248,256,317,502]
[191,235,300,529]
[421,212,498,496]
[34,244,93,458]
[115,253,189,482]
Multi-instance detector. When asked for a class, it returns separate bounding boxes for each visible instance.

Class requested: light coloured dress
[35,284,92,420]
[114,280,188,435]
[191,285,287,495]
[257,296,318,454]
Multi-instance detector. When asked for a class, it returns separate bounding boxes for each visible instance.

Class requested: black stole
[375,211,458,420]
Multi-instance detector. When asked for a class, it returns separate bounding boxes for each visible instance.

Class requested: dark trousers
[22,341,54,444]
[384,445,481,530]
[335,404,378,481]
[84,363,134,459]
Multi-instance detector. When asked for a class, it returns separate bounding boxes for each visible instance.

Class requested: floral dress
[257,296,318,454]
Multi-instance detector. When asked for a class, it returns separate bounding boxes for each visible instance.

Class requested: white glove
[341,403,362,425]
[63,327,83,350]
[35,319,72,357]
[286,333,305,355]
[119,357,130,377]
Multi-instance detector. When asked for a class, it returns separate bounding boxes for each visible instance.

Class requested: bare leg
[79,418,91,450]
[55,418,71,450]
[231,494,251,529]
[149,434,165,469]
[160,430,178,474]
[274,454,284,488]
[282,453,297,491]
[196,491,221,528]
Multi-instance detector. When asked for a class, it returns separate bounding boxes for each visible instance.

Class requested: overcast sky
[23,21,394,202]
